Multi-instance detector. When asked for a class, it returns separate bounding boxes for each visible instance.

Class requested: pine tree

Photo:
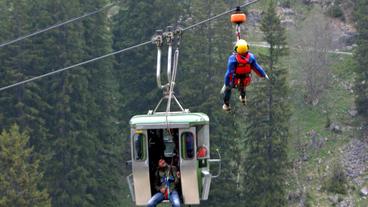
[37,1,97,206]
[354,0,368,123]
[0,2,52,200]
[0,0,50,155]
[243,1,290,206]
[80,0,124,206]
[0,125,51,207]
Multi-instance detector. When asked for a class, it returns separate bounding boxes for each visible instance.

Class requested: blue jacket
[224,52,267,86]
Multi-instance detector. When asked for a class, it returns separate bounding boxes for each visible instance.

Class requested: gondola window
[181,132,195,159]
[133,133,146,161]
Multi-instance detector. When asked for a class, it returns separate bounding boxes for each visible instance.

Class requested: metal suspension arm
[154,30,164,89]
[165,26,174,83]
[156,47,163,88]
[167,45,172,84]
[166,48,180,113]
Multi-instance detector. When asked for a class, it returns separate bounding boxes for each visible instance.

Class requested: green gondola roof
[130,112,209,128]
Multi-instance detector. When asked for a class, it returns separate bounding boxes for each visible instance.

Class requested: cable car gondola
[126,27,221,206]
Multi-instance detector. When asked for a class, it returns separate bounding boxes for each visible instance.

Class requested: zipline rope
[0,0,260,92]
[0,3,115,48]
[0,41,152,92]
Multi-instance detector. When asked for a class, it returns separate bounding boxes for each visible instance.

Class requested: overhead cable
[0,41,152,92]
[0,3,115,48]
[0,0,260,91]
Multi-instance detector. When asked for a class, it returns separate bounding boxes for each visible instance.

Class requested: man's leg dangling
[223,86,232,111]
[238,85,246,104]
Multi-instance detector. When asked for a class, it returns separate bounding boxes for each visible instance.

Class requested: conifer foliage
[354,0,368,123]
[80,0,123,206]
[0,0,50,156]
[243,1,290,206]
[0,125,51,207]
[0,0,125,206]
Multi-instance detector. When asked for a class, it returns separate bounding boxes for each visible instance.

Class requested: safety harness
[235,53,251,74]
[231,53,252,88]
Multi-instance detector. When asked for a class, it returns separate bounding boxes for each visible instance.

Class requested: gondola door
[179,127,200,204]
[131,129,151,205]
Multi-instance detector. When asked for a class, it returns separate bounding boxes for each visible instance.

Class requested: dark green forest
[0,0,367,207]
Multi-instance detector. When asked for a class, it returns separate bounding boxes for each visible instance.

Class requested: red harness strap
[231,53,252,88]
[235,53,251,74]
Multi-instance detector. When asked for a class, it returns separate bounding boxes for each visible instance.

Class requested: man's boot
[222,103,231,111]
[239,95,246,105]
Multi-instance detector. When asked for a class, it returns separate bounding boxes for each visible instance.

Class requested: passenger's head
[234,39,249,55]
[158,159,167,168]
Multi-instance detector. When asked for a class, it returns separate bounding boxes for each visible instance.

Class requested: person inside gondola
[147,159,181,207]
[222,39,269,111]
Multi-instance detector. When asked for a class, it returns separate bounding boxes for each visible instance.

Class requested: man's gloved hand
[265,74,270,80]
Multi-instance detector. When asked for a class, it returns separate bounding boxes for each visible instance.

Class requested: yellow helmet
[234,39,249,54]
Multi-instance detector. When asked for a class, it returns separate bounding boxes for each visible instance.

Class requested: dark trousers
[223,84,246,105]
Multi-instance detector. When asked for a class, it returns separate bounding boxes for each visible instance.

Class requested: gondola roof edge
[130,112,209,129]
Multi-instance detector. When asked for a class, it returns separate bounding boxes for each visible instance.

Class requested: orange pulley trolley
[231,6,247,40]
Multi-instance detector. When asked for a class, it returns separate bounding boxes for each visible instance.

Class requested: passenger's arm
[224,55,237,86]
[250,54,268,78]
[154,171,162,192]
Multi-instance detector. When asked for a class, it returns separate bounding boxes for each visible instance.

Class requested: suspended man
[222,39,269,111]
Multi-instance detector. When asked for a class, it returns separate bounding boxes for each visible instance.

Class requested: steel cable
[0,40,152,91]
[0,3,115,48]
[0,0,260,92]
